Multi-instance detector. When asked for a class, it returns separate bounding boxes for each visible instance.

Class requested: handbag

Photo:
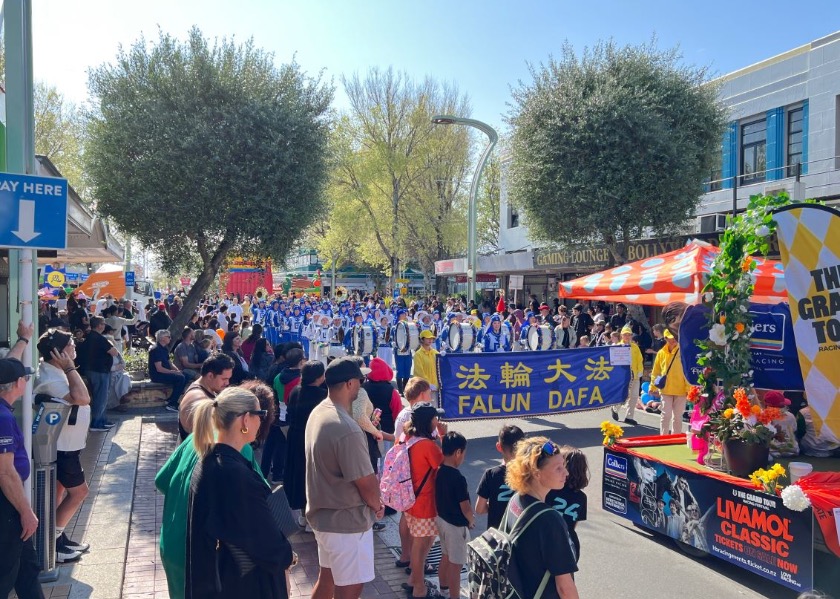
[267,485,301,538]
[653,348,679,390]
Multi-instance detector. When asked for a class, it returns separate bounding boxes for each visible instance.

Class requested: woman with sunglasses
[186,387,293,598]
[503,437,580,599]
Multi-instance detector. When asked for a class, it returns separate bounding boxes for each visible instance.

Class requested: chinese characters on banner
[437,346,631,420]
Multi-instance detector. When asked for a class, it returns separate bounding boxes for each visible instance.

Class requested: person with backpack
[401,402,445,598]
[468,436,579,599]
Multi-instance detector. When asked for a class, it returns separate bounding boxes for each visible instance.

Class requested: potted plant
[124,350,149,381]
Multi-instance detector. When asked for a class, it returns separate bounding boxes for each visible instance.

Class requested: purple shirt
[0,398,30,482]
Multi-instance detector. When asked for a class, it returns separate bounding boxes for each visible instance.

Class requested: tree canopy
[508,40,726,263]
[85,28,332,330]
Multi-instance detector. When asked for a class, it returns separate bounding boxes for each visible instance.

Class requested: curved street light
[431,115,498,302]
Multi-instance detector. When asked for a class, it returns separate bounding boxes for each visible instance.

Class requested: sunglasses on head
[534,441,559,464]
[241,409,268,421]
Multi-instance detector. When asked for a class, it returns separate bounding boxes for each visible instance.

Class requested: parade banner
[680,303,803,391]
[602,447,813,591]
[437,346,631,420]
[774,203,840,442]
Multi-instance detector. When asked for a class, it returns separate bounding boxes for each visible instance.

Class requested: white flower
[756,225,770,237]
[704,292,714,303]
[739,305,748,313]
[746,415,758,426]
[709,324,728,346]
[706,352,713,358]
[781,485,812,512]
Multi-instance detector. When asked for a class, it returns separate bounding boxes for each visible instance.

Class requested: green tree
[34,82,89,199]
[85,28,332,332]
[335,68,471,285]
[508,40,726,263]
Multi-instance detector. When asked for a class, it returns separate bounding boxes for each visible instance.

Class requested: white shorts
[313,529,375,586]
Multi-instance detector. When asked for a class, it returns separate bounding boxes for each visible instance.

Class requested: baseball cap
[663,329,675,340]
[419,329,435,339]
[621,325,633,335]
[410,401,445,426]
[324,357,371,386]
[0,358,35,384]
[764,390,791,407]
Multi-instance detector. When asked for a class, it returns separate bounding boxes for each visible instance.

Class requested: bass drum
[352,324,375,356]
[527,325,554,351]
[395,321,420,353]
[448,322,477,352]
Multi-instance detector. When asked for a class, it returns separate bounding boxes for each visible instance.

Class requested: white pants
[660,394,687,435]
[313,529,375,586]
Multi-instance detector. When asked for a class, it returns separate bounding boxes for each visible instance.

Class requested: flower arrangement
[749,463,786,495]
[601,421,624,447]
[708,386,781,445]
[781,485,812,512]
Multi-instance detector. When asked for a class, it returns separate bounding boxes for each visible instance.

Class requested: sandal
[395,559,410,568]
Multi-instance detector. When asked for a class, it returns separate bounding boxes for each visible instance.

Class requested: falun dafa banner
[774,203,840,443]
[437,346,631,420]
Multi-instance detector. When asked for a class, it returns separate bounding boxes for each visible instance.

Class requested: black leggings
[0,493,44,599]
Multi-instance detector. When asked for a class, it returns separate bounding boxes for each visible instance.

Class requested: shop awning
[559,239,787,306]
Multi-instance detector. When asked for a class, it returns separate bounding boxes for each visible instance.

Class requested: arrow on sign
[11,200,41,243]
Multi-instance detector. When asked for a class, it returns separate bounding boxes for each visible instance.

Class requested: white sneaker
[297,515,307,527]
[55,545,82,563]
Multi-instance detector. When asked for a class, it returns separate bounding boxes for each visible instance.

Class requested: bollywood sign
[437,346,631,420]
[602,446,813,591]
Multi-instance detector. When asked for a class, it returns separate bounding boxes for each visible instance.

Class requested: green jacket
[154,435,267,599]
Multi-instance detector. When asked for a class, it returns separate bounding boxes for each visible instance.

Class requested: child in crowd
[764,390,799,458]
[475,424,526,530]
[577,335,590,347]
[546,446,589,560]
[435,432,474,599]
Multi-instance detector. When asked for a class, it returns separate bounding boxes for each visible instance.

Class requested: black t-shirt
[545,487,588,558]
[149,343,173,373]
[476,464,513,530]
[85,331,113,373]
[435,464,470,527]
[503,494,578,599]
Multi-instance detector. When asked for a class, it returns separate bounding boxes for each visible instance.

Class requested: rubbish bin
[31,400,70,581]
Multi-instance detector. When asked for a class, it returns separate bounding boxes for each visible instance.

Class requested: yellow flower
[723,408,734,419]
[771,463,786,477]
[749,473,761,487]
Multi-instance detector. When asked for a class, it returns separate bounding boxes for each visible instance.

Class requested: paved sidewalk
[28,412,407,598]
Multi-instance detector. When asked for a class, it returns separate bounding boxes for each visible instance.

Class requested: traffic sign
[125,271,136,286]
[0,173,68,249]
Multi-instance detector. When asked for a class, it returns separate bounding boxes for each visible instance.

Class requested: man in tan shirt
[306,357,383,599]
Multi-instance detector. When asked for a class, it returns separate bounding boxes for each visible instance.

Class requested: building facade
[465,30,840,303]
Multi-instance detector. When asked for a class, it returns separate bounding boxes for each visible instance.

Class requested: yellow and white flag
[775,204,840,443]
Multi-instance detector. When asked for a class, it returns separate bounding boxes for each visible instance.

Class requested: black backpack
[467,500,552,599]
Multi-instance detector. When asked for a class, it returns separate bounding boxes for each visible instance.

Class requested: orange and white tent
[558,240,787,306]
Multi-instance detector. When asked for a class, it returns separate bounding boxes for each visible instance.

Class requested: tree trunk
[168,235,233,335]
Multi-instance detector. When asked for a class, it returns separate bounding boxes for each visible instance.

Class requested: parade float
[558,194,840,593]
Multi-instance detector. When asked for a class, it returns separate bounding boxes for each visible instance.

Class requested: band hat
[0,358,34,384]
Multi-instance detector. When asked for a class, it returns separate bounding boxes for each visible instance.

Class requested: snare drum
[352,324,375,356]
[527,325,554,351]
[448,322,477,352]
[395,321,420,353]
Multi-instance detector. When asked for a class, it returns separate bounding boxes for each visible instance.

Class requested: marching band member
[519,311,539,350]
[325,315,346,362]
[288,305,304,346]
[392,309,412,394]
[430,311,443,351]
[300,309,314,359]
[263,300,278,346]
[438,313,459,354]
[376,315,393,367]
[483,314,511,353]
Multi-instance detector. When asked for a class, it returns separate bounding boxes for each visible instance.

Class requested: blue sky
[32,0,839,134]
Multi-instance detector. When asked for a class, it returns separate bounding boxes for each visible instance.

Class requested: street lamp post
[431,115,498,303]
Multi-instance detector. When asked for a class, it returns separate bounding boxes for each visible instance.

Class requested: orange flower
[734,322,745,334]
[733,388,748,402]
[750,404,761,416]
[687,386,701,402]
[719,314,727,324]
[741,257,754,272]
[759,407,783,425]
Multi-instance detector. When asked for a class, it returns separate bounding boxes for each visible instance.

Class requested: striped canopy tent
[558,239,787,306]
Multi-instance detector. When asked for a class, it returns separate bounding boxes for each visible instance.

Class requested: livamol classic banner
[437,346,631,420]
[602,448,813,592]
[774,203,840,442]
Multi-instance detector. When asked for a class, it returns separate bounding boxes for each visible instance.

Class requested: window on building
[787,107,804,177]
[704,154,723,192]
[740,118,766,185]
[508,205,520,228]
